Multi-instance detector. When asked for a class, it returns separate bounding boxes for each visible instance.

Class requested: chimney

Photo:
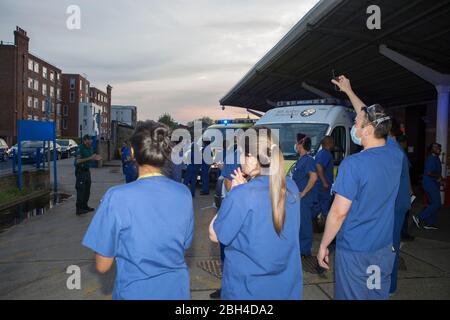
[14,26,29,52]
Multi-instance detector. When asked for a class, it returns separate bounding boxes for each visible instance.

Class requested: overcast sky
[0,0,319,124]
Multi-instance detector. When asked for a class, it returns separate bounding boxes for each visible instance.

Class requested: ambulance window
[331,126,346,165]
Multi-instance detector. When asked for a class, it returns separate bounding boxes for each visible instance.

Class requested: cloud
[0,0,319,123]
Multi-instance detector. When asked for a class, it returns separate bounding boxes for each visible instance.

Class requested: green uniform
[75,144,93,211]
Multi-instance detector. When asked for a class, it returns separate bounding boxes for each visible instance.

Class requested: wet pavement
[0,158,449,299]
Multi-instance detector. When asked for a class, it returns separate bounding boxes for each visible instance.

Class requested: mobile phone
[332,69,340,91]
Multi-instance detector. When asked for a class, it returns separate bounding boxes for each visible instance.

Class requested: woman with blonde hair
[209,126,302,300]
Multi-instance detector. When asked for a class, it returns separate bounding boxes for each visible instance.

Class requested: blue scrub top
[82,176,194,300]
[292,154,317,203]
[386,137,411,214]
[315,148,334,188]
[214,176,302,300]
[331,144,403,252]
[423,154,442,187]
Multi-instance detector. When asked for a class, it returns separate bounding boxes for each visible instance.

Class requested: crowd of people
[78,75,445,300]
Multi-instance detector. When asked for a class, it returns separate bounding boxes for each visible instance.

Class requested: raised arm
[331,75,366,114]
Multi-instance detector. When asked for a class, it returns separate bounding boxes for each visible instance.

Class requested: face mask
[351,125,362,146]
[294,143,298,154]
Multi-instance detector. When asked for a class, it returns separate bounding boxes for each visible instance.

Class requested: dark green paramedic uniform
[75,143,93,211]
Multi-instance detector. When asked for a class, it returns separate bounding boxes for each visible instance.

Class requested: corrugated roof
[220,0,450,111]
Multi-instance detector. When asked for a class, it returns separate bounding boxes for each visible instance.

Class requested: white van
[255,98,359,173]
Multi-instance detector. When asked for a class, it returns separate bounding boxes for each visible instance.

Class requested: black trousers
[75,168,91,210]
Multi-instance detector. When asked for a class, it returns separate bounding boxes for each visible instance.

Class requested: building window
[28,59,33,71]
[57,103,61,115]
[63,119,68,129]
[83,105,88,117]
[70,78,75,89]
[27,96,33,108]
[33,98,39,109]
[34,62,39,73]
[70,91,75,103]
[50,86,55,98]
[57,73,60,81]
[28,77,33,89]
[57,88,61,100]
[42,100,46,112]
[80,80,83,90]
[50,71,55,82]
[42,83,47,96]
[42,66,48,79]
[83,119,87,127]
[63,105,68,116]
[34,79,39,91]
[56,119,60,130]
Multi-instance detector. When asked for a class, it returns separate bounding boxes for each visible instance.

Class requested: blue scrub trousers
[300,199,313,256]
[201,163,210,194]
[390,206,408,294]
[335,245,395,300]
[184,164,200,196]
[419,182,441,225]
[313,190,332,219]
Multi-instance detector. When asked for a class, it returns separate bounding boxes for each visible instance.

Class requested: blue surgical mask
[350,125,362,146]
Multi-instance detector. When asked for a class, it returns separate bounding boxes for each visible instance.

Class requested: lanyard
[138,172,164,180]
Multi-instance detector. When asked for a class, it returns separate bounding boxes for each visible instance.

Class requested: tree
[157,113,178,130]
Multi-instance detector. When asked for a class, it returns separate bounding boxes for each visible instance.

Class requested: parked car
[57,139,78,158]
[7,143,18,158]
[15,141,62,163]
[0,138,8,162]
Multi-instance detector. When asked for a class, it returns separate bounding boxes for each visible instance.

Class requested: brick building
[61,74,90,138]
[0,27,62,145]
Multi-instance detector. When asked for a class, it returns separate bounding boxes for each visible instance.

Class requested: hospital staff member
[209,127,303,300]
[292,133,318,257]
[317,104,403,300]
[413,143,444,230]
[333,75,413,295]
[209,137,240,299]
[121,141,138,183]
[386,120,412,295]
[313,136,335,219]
[184,142,201,197]
[200,139,212,195]
[82,121,194,300]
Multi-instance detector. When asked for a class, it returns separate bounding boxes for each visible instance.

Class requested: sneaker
[412,215,421,229]
[85,207,95,212]
[209,289,221,299]
[76,208,89,216]
[401,233,415,242]
[423,225,438,230]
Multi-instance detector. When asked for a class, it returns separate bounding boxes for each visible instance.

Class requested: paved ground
[0,158,449,300]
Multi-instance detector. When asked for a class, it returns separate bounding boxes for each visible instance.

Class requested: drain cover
[197,259,222,279]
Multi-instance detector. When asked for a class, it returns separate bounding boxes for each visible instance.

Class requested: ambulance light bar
[276,98,350,107]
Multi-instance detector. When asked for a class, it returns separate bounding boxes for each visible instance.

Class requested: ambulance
[254,98,360,175]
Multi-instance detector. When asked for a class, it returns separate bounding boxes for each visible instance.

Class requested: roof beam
[301,82,336,99]
[306,24,374,42]
[379,44,450,85]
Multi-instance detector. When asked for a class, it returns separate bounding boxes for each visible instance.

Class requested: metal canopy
[219,0,450,111]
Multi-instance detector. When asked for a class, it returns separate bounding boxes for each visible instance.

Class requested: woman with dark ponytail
[209,126,303,300]
[82,120,194,300]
